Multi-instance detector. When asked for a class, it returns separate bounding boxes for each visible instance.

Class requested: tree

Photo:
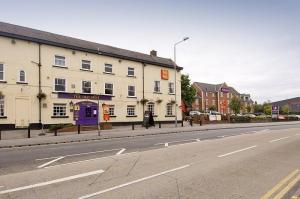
[209,105,217,111]
[263,102,271,115]
[229,96,242,114]
[280,105,289,114]
[181,74,196,106]
[246,105,252,113]
[253,101,263,113]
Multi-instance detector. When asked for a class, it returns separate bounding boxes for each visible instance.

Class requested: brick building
[192,82,253,114]
[272,97,300,113]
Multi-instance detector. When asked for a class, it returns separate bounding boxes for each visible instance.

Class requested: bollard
[190,119,193,126]
[78,125,80,134]
[200,120,202,126]
[27,125,31,138]
[0,129,1,140]
[146,124,148,129]
[159,122,161,128]
[132,123,135,130]
[181,119,184,127]
[54,129,58,136]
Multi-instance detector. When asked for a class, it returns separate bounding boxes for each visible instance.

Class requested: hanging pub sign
[221,87,230,93]
[161,69,169,80]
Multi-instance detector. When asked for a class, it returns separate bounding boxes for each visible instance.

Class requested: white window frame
[221,92,223,97]
[0,63,4,81]
[104,64,113,73]
[54,78,67,92]
[147,102,155,115]
[0,95,4,117]
[18,70,26,83]
[54,55,66,67]
[104,83,114,95]
[81,60,91,71]
[168,82,174,94]
[82,81,92,94]
[128,67,135,76]
[53,103,67,117]
[127,105,136,116]
[166,104,173,116]
[128,85,136,97]
[109,105,115,116]
[154,81,160,93]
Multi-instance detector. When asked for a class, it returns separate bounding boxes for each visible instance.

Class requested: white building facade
[0,22,182,129]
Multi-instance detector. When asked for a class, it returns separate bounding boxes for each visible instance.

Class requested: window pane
[0,96,4,116]
[109,105,115,116]
[82,60,91,70]
[53,104,66,116]
[128,67,134,76]
[127,106,135,116]
[154,81,160,92]
[82,81,91,93]
[0,64,3,80]
[105,64,112,73]
[105,83,113,95]
[128,86,135,96]
[55,78,66,91]
[20,70,25,82]
[55,56,65,66]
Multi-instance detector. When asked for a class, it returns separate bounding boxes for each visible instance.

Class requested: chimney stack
[150,50,157,57]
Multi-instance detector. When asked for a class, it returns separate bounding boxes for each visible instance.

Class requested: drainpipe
[38,44,42,128]
[142,63,145,119]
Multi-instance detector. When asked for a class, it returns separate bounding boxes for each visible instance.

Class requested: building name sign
[221,87,230,93]
[57,92,112,101]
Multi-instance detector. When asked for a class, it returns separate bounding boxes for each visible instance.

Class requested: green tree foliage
[280,105,289,114]
[181,74,196,106]
[209,105,217,111]
[253,101,263,113]
[246,105,252,113]
[263,102,272,115]
[229,96,243,114]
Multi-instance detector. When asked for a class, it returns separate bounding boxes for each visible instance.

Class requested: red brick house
[192,82,253,114]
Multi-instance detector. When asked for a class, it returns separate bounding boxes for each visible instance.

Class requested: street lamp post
[174,37,189,127]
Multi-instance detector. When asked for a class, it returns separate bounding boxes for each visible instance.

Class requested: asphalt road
[0,123,299,199]
[0,123,299,175]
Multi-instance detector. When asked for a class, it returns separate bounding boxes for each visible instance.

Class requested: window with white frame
[105,83,113,95]
[104,64,112,73]
[221,92,223,97]
[147,103,155,115]
[53,104,67,117]
[82,60,91,70]
[154,81,160,92]
[166,104,173,116]
[0,96,4,116]
[82,81,91,93]
[128,67,134,76]
[127,105,135,116]
[54,78,66,92]
[128,85,135,97]
[0,64,4,81]
[19,70,26,82]
[54,55,66,67]
[168,82,174,94]
[109,105,115,116]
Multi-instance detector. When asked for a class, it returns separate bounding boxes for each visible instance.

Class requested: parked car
[244,114,256,118]
[189,111,202,116]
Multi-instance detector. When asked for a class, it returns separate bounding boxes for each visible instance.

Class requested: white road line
[36,148,122,161]
[155,139,199,146]
[0,170,104,195]
[116,148,126,155]
[37,156,65,168]
[78,165,190,199]
[218,145,257,158]
[269,136,290,143]
[164,143,169,147]
[217,135,225,138]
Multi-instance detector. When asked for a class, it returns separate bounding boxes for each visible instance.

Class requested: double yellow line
[261,169,300,199]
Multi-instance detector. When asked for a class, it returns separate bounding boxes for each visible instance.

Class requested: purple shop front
[57,92,112,126]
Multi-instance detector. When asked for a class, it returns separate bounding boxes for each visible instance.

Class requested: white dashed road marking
[37,156,65,168]
[78,165,190,199]
[0,170,105,195]
[218,145,257,158]
[116,148,126,155]
[269,136,289,143]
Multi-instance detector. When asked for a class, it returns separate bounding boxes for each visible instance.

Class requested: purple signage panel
[272,105,279,112]
[221,87,230,93]
[57,92,112,101]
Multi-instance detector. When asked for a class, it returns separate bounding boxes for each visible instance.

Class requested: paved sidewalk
[0,121,300,148]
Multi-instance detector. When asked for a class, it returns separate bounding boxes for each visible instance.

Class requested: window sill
[153,115,158,117]
[127,75,136,78]
[127,96,137,99]
[103,72,115,75]
[126,115,137,117]
[52,91,67,94]
[109,115,117,118]
[51,116,69,118]
[53,65,68,69]
[80,69,93,72]
[0,80,7,83]
[0,116,7,119]
[168,93,175,95]
[16,82,28,85]
[103,94,115,97]
[165,115,175,117]
[153,92,162,94]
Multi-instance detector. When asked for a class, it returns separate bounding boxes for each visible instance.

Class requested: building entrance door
[75,101,99,125]
[15,98,30,128]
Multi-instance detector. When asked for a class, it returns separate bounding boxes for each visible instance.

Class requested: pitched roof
[193,82,223,92]
[272,97,300,105]
[0,21,181,70]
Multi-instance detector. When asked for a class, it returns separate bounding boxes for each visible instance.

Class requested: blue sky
[1,0,300,103]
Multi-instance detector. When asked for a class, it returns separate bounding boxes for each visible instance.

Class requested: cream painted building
[0,22,182,129]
